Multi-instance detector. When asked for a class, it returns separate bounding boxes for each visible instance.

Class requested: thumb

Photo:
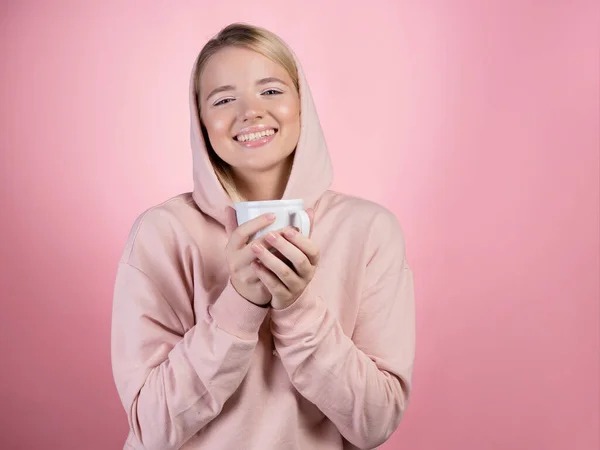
[306,208,315,228]
[224,206,238,235]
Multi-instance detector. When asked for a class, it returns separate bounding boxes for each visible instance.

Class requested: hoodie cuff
[209,280,269,340]
[270,286,326,335]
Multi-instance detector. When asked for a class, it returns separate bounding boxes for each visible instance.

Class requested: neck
[233,155,294,201]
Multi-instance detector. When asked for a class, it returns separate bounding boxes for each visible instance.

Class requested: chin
[238,157,287,173]
[236,149,295,174]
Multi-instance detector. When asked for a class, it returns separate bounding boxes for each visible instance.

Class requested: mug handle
[292,210,311,237]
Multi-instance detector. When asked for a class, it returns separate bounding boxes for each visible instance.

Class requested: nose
[237,97,264,122]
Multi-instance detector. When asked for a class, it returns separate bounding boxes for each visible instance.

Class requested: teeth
[236,129,275,142]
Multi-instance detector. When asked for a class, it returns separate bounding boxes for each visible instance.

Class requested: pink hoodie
[111,43,415,450]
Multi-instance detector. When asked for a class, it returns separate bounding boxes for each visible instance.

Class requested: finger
[235,266,262,285]
[228,233,273,271]
[251,243,303,290]
[228,213,276,250]
[265,231,313,278]
[282,227,320,266]
[251,261,289,295]
[306,208,315,229]
[224,207,238,236]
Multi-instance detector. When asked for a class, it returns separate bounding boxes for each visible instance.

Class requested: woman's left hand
[250,209,320,310]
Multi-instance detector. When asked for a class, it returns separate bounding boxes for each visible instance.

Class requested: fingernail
[266,232,277,243]
[266,213,276,221]
[285,228,297,237]
[251,244,263,254]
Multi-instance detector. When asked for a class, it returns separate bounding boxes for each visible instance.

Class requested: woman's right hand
[224,207,276,307]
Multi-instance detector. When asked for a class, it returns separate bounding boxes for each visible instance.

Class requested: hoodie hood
[188,43,333,227]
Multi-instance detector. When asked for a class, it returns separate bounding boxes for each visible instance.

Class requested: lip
[235,131,277,148]
[233,124,278,138]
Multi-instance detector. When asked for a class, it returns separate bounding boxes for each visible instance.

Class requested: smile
[234,128,278,148]
[235,128,277,142]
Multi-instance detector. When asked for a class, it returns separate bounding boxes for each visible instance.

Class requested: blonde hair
[193,23,299,202]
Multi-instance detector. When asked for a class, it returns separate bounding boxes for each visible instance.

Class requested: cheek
[203,112,230,137]
[276,101,301,131]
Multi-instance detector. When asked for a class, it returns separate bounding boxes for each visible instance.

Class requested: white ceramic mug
[234,199,310,242]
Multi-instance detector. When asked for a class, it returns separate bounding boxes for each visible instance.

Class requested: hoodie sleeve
[111,210,269,450]
[269,211,415,450]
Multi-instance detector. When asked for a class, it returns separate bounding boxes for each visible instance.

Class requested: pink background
[1,1,598,449]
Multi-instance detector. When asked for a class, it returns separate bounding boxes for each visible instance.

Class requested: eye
[262,89,283,96]
[213,98,234,106]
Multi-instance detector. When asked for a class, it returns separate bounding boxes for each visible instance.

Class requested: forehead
[200,46,291,92]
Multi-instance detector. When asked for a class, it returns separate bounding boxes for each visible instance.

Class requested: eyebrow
[205,77,288,101]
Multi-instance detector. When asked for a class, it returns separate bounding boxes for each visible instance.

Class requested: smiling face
[198,46,301,180]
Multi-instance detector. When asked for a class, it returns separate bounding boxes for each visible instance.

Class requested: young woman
[111,23,415,450]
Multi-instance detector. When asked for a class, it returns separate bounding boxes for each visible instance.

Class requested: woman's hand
[250,209,320,310]
[224,207,276,307]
